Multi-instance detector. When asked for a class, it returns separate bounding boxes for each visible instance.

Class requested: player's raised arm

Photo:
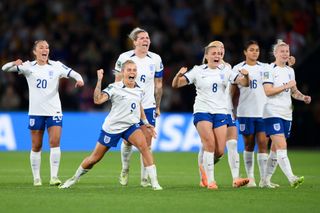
[2,59,23,72]
[172,67,188,88]
[93,69,109,104]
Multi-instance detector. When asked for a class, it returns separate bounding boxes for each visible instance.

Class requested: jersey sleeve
[17,61,32,76]
[154,54,164,78]
[289,67,295,81]
[102,83,115,98]
[56,61,73,78]
[262,64,274,85]
[114,54,127,73]
[183,65,197,85]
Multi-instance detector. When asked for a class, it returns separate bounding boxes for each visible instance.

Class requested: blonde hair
[202,40,224,64]
[128,27,148,41]
[121,60,136,72]
[272,39,289,56]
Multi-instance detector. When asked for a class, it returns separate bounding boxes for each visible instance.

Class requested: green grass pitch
[0,151,319,213]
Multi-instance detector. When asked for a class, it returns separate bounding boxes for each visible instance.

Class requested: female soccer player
[233,40,271,187]
[172,43,249,189]
[114,27,164,187]
[2,40,84,186]
[262,39,311,188]
[59,60,162,190]
[198,41,249,188]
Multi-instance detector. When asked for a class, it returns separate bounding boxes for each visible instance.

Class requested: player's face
[275,45,290,63]
[134,32,150,51]
[205,47,223,68]
[33,41,49,64]
[244,44,260,61]
[123,63,137,85]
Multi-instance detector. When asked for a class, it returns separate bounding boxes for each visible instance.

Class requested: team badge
[29,118,35,127]
[263,72,269,79]
[239,124,245,132]
[150,64,155,72]
[220,74,225,80]
[273,123,280,131]
[104,135,111,144]
[49,70,54,79]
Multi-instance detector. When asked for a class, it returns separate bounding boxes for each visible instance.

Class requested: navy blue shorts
[98,123,140,147]
[238,117,266,135]
[193,113,228,128]
[28,115,63,130]
[264,117,292,138]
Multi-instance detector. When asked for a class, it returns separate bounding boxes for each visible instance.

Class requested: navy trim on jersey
[203,65,208,69]
[155,70,163,78]
[130,53,135,57]
[273,64,277,68]
[146,54,151,58]
[67,70,72,77]
[16,66,20,72]
[183,74,190,84]
[233,73,239,82]
[102,91,111,98]
[32,61,37,66]
[263,82,273,85]
[241,62,246,67]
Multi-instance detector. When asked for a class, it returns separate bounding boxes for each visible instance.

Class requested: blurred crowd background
[0,0,319,147]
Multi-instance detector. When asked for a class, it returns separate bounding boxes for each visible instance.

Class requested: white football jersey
[17,60,75,116]
[234,61,267,117]
[102,81,143,134]
[114,50,163,109]
[262,63,295,120]
[184,64,238,114]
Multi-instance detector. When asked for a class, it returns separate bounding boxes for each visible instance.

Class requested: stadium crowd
[0,0,319,146]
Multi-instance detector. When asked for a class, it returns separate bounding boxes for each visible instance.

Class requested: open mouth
[214,59,219,63]
[128,76,135,80]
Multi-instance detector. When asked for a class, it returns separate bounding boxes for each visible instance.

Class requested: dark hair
[244,40,259,51]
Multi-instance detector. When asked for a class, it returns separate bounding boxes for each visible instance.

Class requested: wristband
[142,119,149,125]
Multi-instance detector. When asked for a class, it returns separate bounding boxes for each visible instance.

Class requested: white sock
[50,147,61,179]
[226,139,239,179]
[203,151,214,183]
[277,149,295,182]
[74,165,89,180]
[198,146,204,181]
[243,151,255,179]
[121,142,133,171]
[257,153,268,181]
[265,151,278,182]
[30,150,41,180]
[146,164,159,186]
[140,153,148,181]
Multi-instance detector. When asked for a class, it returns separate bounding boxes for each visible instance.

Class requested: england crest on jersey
[49,70,54,79]
[149,64,155,72]
[273,123,280,131]
[29,118,35,127]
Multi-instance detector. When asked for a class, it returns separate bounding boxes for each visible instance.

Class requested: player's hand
[14,59,23,66]
[239,69,249,76]
[155,107,161,117]
[145,124,157,139]
[176,67,188,77]
[288,56,296,67]
[286,80,296,89]
[303,95,311,104]
[97,69,104,81]
[75,80,84,88]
